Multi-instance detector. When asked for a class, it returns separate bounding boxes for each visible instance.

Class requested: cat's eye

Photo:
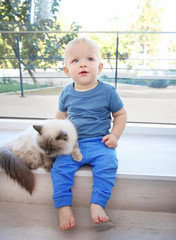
[56,131,68,141]
[39,143,45,150]
[51,147,58,151]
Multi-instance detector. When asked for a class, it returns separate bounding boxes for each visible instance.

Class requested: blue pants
[50,137,118,209]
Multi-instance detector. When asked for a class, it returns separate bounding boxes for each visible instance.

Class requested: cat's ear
[33,125,43,135]
[56,131,68,141]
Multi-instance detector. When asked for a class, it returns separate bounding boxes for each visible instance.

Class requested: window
[0,0,176,124]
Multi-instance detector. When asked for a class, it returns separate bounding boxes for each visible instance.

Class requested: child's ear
[64,66,70,77]
[98,62,103,74]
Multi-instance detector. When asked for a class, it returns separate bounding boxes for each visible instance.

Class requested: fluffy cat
[0,119,82,194]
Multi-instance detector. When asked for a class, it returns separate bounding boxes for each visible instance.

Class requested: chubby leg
[50,154,83,230]
[89,141,118,224]
[90,203,109,224]
[58,206,76,230]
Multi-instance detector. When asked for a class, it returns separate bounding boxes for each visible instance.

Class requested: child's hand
[102,134,118,149]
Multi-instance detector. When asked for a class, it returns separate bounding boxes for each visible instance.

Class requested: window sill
[0,118,176,181]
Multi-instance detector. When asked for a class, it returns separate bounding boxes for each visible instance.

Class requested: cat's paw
[27,162,39,170]
[71,150,83,162]
[43,165,52,172]
[43,161,53,172]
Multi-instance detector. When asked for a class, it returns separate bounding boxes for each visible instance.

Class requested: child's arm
[55,110,67,119]
[102,107,127,148]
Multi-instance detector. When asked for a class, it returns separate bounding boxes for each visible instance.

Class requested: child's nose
[80,64,86,68]
[80,60,87,67]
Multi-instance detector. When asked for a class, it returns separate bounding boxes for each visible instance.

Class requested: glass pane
[0,0,176,124]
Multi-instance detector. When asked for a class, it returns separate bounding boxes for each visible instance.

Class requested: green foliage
[168,39,176,52]
[132,0,163,32]
[88,33,117,66]
[0,0,81,86]
[88,0,163,66]
[129,0,163,57]
[0,79,49,93]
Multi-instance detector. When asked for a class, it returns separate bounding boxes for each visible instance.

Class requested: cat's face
[33,124,69,157]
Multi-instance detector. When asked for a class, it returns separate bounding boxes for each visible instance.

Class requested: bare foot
[58,206,76,230]
[90,203,110,224]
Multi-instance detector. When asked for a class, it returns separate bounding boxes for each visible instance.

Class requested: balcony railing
[0,31,176,97]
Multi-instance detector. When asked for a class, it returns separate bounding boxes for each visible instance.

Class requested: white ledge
[0,118,176,135]
[0,118,176,181]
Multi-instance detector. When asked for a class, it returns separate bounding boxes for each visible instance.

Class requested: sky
[57,0,176,32]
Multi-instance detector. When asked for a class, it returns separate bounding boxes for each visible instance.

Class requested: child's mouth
[79,71,88,75]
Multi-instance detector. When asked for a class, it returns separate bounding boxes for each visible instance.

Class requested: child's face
[64,42,103,88]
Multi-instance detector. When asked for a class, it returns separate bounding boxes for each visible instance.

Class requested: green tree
[129,0,163,67]
[0,0,81,87]
[131,0,163,32]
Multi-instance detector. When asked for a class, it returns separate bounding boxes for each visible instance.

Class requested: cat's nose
[45,149,51,155]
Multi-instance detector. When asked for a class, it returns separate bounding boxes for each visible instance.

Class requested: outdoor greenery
[90,0,163,62]
[0,0,176,92]
[0,0,81,87]
[0,78,49,93]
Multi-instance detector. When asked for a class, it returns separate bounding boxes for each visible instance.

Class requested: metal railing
[1,30,176,96]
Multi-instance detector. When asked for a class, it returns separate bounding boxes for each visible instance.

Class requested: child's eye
[72,59,78,63]
[88,57,93,61]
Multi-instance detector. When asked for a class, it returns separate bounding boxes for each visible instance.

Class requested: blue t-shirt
[59,81,123,139]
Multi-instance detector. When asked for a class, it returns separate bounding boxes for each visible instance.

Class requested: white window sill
[0,118,176,181]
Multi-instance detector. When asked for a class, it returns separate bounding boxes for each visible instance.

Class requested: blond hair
[64,37,101,66]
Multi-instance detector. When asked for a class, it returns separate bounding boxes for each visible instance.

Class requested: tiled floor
[0,202,176,240]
